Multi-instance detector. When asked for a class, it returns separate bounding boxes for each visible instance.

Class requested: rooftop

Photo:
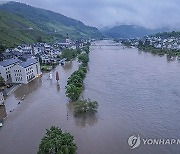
[19,58,37,68]
[0,59,19,67]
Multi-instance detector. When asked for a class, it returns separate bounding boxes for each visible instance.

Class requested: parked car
[6,84,13,88]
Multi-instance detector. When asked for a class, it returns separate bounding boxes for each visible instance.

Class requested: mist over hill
[102,25,172,38]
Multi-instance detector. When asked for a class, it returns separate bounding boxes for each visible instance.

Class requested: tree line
[38,43,99,154]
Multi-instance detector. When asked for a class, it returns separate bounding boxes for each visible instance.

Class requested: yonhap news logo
[128,135,180,149]
[128,135,141,149]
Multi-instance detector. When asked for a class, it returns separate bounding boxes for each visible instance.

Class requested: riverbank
[138,45,180,56]
[121,40,180,57]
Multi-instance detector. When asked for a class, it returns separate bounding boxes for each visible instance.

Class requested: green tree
[61,49,77,61]
[38,126,77,154]
[0,44,6,54]
[82,46,90,54]
[37,36,43,43]
[138,40,144,47]
[66,84,83,101]
[0,76,5,86]
[76,48,82,54]
[74,99,99,116]
[67,74,83,88]
[78,53,89,66]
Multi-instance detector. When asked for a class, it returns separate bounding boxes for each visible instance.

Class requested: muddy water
[0,40,180,154]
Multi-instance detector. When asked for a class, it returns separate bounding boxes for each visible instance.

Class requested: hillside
[0,1,103,39]
[0,10,55,48]
[103,25,169,39]
[154,31,180,38]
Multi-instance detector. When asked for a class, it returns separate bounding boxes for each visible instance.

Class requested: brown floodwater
[0,40,180,154]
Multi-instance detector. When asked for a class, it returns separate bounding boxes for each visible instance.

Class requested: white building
[44,44,51,53]
[41,55,51,64]
[20,45,33,54]
[33,46,45,55]
[167,44,172,49]
[0,59,19,82]
[58,39,71,48]
[156,44,162,48]
[10,58,41,84]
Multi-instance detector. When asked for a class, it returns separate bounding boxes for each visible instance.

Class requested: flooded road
[1,40,180,154]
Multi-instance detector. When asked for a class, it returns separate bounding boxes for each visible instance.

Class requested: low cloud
[2,0,180,29]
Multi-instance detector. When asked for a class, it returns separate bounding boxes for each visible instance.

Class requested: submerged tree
[74,99,99,116]
[78,53,89,66]
[66,84,83,101]
[38,126,77,154]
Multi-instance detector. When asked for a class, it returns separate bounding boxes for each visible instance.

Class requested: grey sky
[1,0,180,29]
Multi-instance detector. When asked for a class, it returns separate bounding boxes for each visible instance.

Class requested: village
[0,36,87,108]
[129,35,180,50]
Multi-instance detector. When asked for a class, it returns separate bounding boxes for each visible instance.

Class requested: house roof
[13,51,22,57]
[0,58,19,67]
[2,52,13,57]
[22,49,32,52]
[19,58,37,68]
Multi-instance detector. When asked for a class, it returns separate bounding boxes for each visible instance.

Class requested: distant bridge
[91,44,121,47]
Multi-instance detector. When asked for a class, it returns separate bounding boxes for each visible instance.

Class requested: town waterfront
[0,40,180,154]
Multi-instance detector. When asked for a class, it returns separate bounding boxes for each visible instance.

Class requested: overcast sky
[1,0,180,29]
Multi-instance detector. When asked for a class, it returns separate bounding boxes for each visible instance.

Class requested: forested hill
[103,25,170,38]
[0,1,103,48]
[154,31,180,38]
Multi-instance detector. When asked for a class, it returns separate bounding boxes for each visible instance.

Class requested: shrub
[74,99,99,116]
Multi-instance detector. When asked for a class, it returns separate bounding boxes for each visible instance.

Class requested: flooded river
[0,40,180,154]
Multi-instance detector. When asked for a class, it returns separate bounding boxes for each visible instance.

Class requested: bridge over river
[91,43,121,46]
